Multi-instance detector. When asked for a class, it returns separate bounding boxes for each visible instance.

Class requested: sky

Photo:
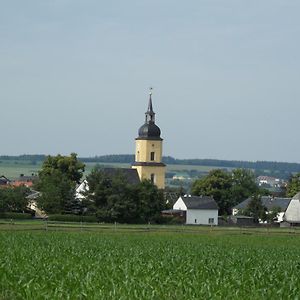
[0,0,300,162]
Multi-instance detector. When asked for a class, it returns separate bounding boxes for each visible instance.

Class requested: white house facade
[186,209,218,225]
[173,195,218,225]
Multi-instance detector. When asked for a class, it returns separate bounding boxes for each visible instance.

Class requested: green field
[0,223,300,299]
[0,160,224,179]
[0,160,42,178]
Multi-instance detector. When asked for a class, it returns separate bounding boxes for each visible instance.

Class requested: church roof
[137,91,162,140]
[137,123,162,140]
[102,168,140,185]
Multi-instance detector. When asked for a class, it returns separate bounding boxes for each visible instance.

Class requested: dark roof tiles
[234,196,291,211]
[102,168,140,185]
[181,195,219,210]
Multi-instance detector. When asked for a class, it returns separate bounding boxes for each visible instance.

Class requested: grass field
[0,223,300,299]
[0,161,42,178]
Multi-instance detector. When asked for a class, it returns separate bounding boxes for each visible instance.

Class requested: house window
[208,218,214,224]
[150,173,155,184]
[150,152,155,161]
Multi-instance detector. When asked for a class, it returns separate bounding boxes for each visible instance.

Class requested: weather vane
[149,87,153,95]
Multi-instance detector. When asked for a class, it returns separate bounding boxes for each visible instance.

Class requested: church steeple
[132,88,166,189]
[137,89,162,140]
[145,88,155,124]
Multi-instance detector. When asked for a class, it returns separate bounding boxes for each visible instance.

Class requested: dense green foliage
[1,231,300,299]
[0,186,30,213]
[84,167,165,223]
[192,169,232,215]
[34,156,165,221]
[0,212,32,219]
[36,169,77,214]
[47,214,97,223]
[35,153,85,214]
[231,169,259,201]
[192,169,265,215]
[286,173,300,197]
[39,153,85,184]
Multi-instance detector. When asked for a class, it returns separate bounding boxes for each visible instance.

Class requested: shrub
[0,212,32,219]
[47,214,97,223]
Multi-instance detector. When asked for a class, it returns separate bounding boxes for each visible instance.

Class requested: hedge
[0,212,32,219]
[47,214,98,223]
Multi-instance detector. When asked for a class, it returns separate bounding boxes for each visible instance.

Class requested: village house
[233,194,300,225]
[11,174,37,188]
[0,175,10,186]
[168,195,219,225]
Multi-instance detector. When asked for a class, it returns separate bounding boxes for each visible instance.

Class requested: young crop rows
[0,231,300,299]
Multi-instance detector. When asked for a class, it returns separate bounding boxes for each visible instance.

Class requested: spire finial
[149,87,153,96]
[147,87,154,113]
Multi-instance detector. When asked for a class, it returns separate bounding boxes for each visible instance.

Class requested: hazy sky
[1,1,300,162]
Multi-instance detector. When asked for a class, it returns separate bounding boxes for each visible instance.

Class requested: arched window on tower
[150,152,155,161]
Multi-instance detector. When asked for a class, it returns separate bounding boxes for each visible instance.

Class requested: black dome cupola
[137,89,162,140]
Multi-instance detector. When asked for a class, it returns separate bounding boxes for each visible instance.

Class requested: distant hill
[1,154,300,176]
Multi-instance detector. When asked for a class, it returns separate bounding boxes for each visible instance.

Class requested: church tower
[132,89,166,189]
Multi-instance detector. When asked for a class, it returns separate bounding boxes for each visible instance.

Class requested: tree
[191,169,233,215]
[36,170,76,214]
[286,173,300,197]
[39,153,85,184]
[36,153,85,214]
[135,180,165,223]
[0,186,29,213]
[265,206,282,224]
[243,194,267,223]
[230,169,259,206]
[84,167,165,223]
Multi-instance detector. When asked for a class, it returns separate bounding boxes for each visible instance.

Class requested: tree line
[2,153,300,222]
[2,154,300,175]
